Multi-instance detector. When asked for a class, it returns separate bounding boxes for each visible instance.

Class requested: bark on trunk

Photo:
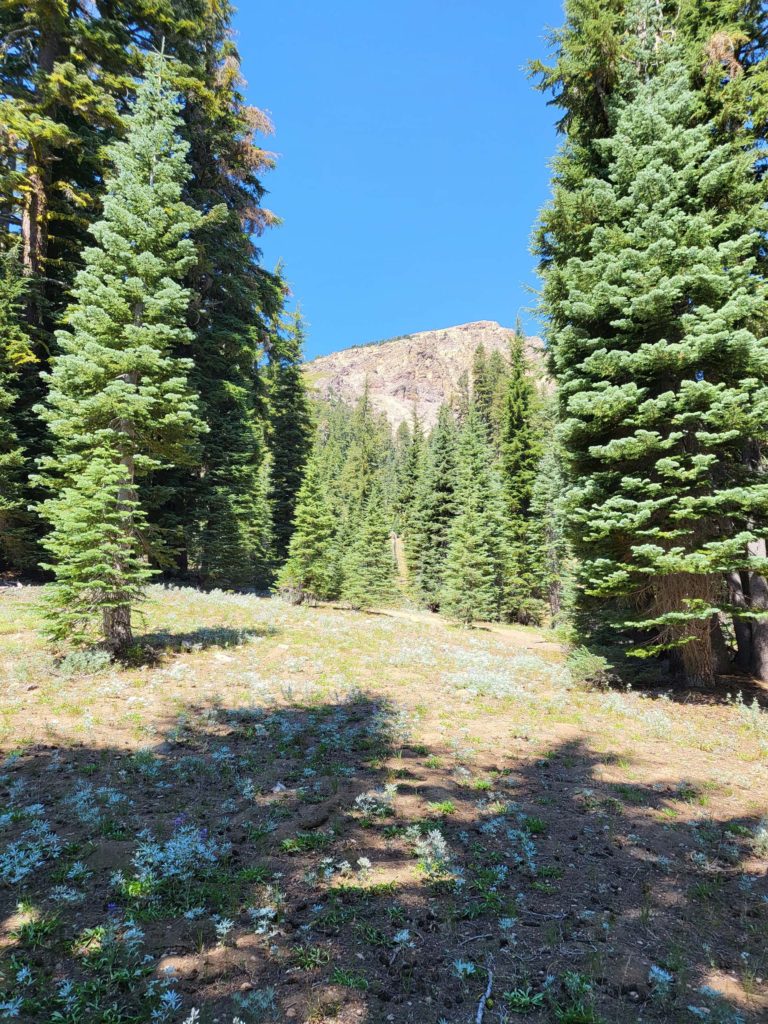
[654,572,717,689]
[728,569,753,671]
[21,12,64,323]
[103,604,133,654]
[747,544,768,682]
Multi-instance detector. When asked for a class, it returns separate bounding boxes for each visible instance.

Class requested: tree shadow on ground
[133,622,279,655]
[0,700,766,1023]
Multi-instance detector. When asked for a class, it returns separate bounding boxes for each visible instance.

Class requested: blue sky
[234,1,564,360]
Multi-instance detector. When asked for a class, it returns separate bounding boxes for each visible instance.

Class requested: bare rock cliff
[304,320,545,431]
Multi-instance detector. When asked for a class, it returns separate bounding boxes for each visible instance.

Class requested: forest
[0,2,768,1022]
[2,2,768,695]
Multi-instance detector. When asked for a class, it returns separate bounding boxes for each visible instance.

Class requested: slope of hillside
[304,320,545,430]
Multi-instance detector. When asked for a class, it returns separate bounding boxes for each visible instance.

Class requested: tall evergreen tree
[341,479,397,611]
[408,405,458,610]
[529,436,571,623]
[0,248,37,569]
[37,55,205,651]
[442,406,509,624]
[394,412,424,538]
[266,309,313,562]
[537,53,768,687]
[277,450,339,604]
[441,502,500,626]
[471,343,494,427]
[499,328,544,622]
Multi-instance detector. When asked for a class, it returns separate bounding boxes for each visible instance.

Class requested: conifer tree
[538,53,768,687]
[394,412,424,538]
[472,344,494,427]
[0,248,37,569]
[442,406,509,624]
[37,55,205,651]
[277,451,339,604]
[499,329,543,622]
[341,480,397,611]
[441,502,500,626]
[529,437,571,622]
[408,406,458,610]
[266,309,313,562]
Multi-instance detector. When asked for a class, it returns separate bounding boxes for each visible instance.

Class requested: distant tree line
[279,332,566,627]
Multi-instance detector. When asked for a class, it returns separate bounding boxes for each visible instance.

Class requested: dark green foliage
[529,434,572,623]
[538,52,768,685]
[266,310,313,562]
[500,329,544,623]
[408,406,458,610]
[341,480,398,610]
[500,330,541,521]
[0,248,37,569]
[277,451,339,603]
[441,501,500,625]
[394,414,424,537]
[37,56,205,650]
[442,406,509,625]
[472,344,494,426]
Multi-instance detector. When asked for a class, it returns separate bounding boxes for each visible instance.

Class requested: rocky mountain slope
[304,320,545,431]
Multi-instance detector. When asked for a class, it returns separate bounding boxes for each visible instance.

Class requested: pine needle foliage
[408,406,458,610]
[277,451,339,604]
[341,480,398,611]
[0,248,37,569]
[538,53,768,686]
[36,55,205,652]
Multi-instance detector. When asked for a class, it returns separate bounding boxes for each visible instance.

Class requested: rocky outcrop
[304,320,545,431]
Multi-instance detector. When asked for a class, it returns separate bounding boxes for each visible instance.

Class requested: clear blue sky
[234,1,564,360]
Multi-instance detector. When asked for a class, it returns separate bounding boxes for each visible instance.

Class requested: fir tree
[441,501,500,626]
[538,54,768,687]
[529,436,571,623]
[37,55,205,651]
[266,309,313,563]
[442,406,509,624]
[0,248,37,569]
[341,480,397,611]
[408,405,458,610]
[277,451,338,604]
[394,412,424,538]
[499,328,544,622]
[162,8,283,587]
[471,344,494,427]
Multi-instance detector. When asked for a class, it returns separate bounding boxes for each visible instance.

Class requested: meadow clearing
[0,584,766,1024]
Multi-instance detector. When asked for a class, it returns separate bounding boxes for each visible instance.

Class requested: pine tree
[277,451,339,603]
[394,412,424,538]
[499,328,544,622]
[266,309,313,562]
[341,480,397,611]
[37,55,205,652]
[0,248,37,569]
[472,344,494,427]
[538,53,768,687]
[529,436,571,623]
[442,406,509,624]
[408,405,458,610]
[441,501,500,626]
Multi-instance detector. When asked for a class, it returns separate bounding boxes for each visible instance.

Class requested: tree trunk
[103,603,133,654]
[21,11,64,325]
[654,572,717,689]
[747,541,768,681]
[728,569,753,671]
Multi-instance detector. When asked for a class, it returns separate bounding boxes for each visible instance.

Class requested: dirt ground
[0,583,766,1023]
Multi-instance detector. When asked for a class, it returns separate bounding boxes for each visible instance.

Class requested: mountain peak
[304,321,544,431]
